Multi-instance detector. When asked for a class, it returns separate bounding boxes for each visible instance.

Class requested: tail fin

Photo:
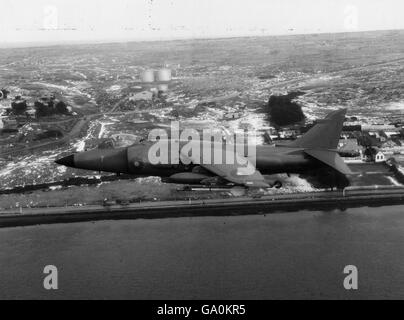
[288,108,346,150]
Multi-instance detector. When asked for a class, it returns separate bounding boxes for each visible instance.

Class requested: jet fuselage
[56,108,350,187]
[56,142,320,178]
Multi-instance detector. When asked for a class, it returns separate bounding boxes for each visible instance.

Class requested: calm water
[1,206,404,299]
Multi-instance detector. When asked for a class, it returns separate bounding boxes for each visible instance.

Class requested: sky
[0,0,403,47]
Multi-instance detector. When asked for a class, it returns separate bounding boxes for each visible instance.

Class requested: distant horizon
[1,27,403,50]
[1,0,404,49]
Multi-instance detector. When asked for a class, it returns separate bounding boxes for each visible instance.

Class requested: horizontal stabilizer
[287,108,346,150]
[305,149,353,175]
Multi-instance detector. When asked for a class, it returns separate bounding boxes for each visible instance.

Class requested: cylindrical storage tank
[141,69,155,83]
[156,68,172,82]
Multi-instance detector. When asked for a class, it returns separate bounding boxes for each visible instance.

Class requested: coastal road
[1,187,403,228]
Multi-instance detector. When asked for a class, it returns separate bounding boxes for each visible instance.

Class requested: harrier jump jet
[56,109,351,189]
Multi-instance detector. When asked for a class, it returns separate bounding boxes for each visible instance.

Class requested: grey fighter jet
[56,109,352,189]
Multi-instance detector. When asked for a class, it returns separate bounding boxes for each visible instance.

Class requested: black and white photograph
[0,0,404,303]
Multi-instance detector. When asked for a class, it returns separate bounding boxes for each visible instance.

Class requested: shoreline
[1,189,403,229]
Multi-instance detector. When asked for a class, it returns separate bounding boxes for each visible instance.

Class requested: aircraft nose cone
[55,154,75,167]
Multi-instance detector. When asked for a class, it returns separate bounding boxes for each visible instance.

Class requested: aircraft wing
[181,148,270,188]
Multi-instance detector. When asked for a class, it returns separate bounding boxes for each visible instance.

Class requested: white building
[375,151,386,163]
[129,91,153,102]
[362,124,398,132]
